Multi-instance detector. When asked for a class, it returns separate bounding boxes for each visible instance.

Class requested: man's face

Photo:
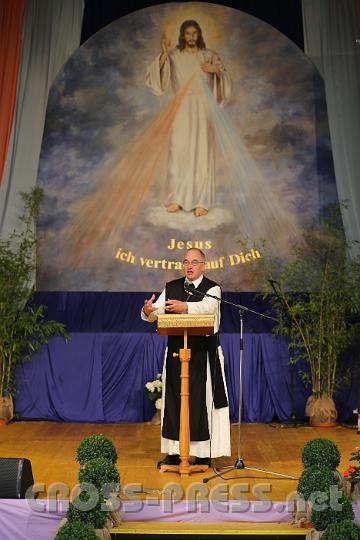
[183,249,205,281]
[184,26,199,48]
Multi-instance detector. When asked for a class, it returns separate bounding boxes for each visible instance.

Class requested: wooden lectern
[157,313,215,477]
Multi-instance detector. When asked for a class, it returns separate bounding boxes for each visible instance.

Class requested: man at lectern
[141,248,231,467]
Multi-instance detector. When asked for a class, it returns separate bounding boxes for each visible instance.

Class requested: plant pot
[350,478,360,501]
[151,409,161,425]
[309,420,337,428]
[292,496,312,527]
[304,529,323,540]
[0,396,14,425]
[305,395,337,427]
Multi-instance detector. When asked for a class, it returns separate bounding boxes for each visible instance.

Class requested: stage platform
[0,420,359,539]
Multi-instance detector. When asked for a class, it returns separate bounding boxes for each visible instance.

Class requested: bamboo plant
[0,188,68,419]
[249,204,360,423]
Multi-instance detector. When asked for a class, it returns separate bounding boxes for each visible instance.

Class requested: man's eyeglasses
[183,260,205,267]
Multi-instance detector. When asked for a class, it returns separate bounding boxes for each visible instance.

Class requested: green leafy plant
[0,188,68,402]
[297,467,339,501]
[55,520,98,539]
[311,490,354,531]
[247,203,360,421]
[302,438,341,470]
[67,492,108,530]
[65,436,120,536]
[322,519,360,540]
[78,458,120,491]
[76,435,118,465]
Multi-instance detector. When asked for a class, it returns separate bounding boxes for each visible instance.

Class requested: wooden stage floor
[0,420,358,536]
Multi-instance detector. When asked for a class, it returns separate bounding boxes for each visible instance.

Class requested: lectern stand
[157,313,215,477]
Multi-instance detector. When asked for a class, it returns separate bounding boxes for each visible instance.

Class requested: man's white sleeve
[141,289,166,323]
[186,285,221,332]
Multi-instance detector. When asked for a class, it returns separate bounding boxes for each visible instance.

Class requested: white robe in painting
[141,274,231,458]
[146,48,231,212]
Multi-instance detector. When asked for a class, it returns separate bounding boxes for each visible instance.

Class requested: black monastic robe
[162,276,228,441]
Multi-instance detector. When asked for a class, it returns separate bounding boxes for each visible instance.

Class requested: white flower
[155,398,162,410]
[145,382,155,392]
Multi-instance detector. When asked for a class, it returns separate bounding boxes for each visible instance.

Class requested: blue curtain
[14,292,358,423]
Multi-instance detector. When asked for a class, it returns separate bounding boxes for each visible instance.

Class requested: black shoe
[194,457,211,466]
[157,454,181,469]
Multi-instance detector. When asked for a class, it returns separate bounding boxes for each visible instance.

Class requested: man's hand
[143,293,156,317]
[165,299,188,314]
[201,63,221,77]
[161,32,171,54]
[160,32,171,68]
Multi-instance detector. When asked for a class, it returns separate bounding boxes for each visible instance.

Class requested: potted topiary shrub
[54,520,98,540]
[293,438,344,528]
[76,435,118,467]
[322,519,360,539]
[0,188,68,424]
[59,458,121,540]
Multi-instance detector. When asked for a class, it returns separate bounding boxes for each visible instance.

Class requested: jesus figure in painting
[146,19,231,217]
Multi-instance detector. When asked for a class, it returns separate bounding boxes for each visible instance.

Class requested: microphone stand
[184,285,297,482]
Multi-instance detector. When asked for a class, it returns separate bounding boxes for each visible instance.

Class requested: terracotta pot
[0,396,14,425]
[309,420,337,428]
[350,478,360,501]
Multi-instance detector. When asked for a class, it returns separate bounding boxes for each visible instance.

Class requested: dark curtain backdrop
[81,0,304,50]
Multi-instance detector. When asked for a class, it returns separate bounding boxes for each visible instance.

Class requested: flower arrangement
[344,446,360,482]
[145,373,163,410]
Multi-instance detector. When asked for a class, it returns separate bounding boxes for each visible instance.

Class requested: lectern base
[159,463,209,477]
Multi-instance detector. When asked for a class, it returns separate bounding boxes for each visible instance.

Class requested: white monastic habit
[146,47,231,212]
[141,274,231,458]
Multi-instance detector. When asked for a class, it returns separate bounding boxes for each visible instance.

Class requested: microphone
[184,282,195,301]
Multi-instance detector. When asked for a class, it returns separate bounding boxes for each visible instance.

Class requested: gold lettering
[167,239,213,251]
[167,238,176,250]
[115,248,135,264]
[229,250,261,266]
[229,254,240,266]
